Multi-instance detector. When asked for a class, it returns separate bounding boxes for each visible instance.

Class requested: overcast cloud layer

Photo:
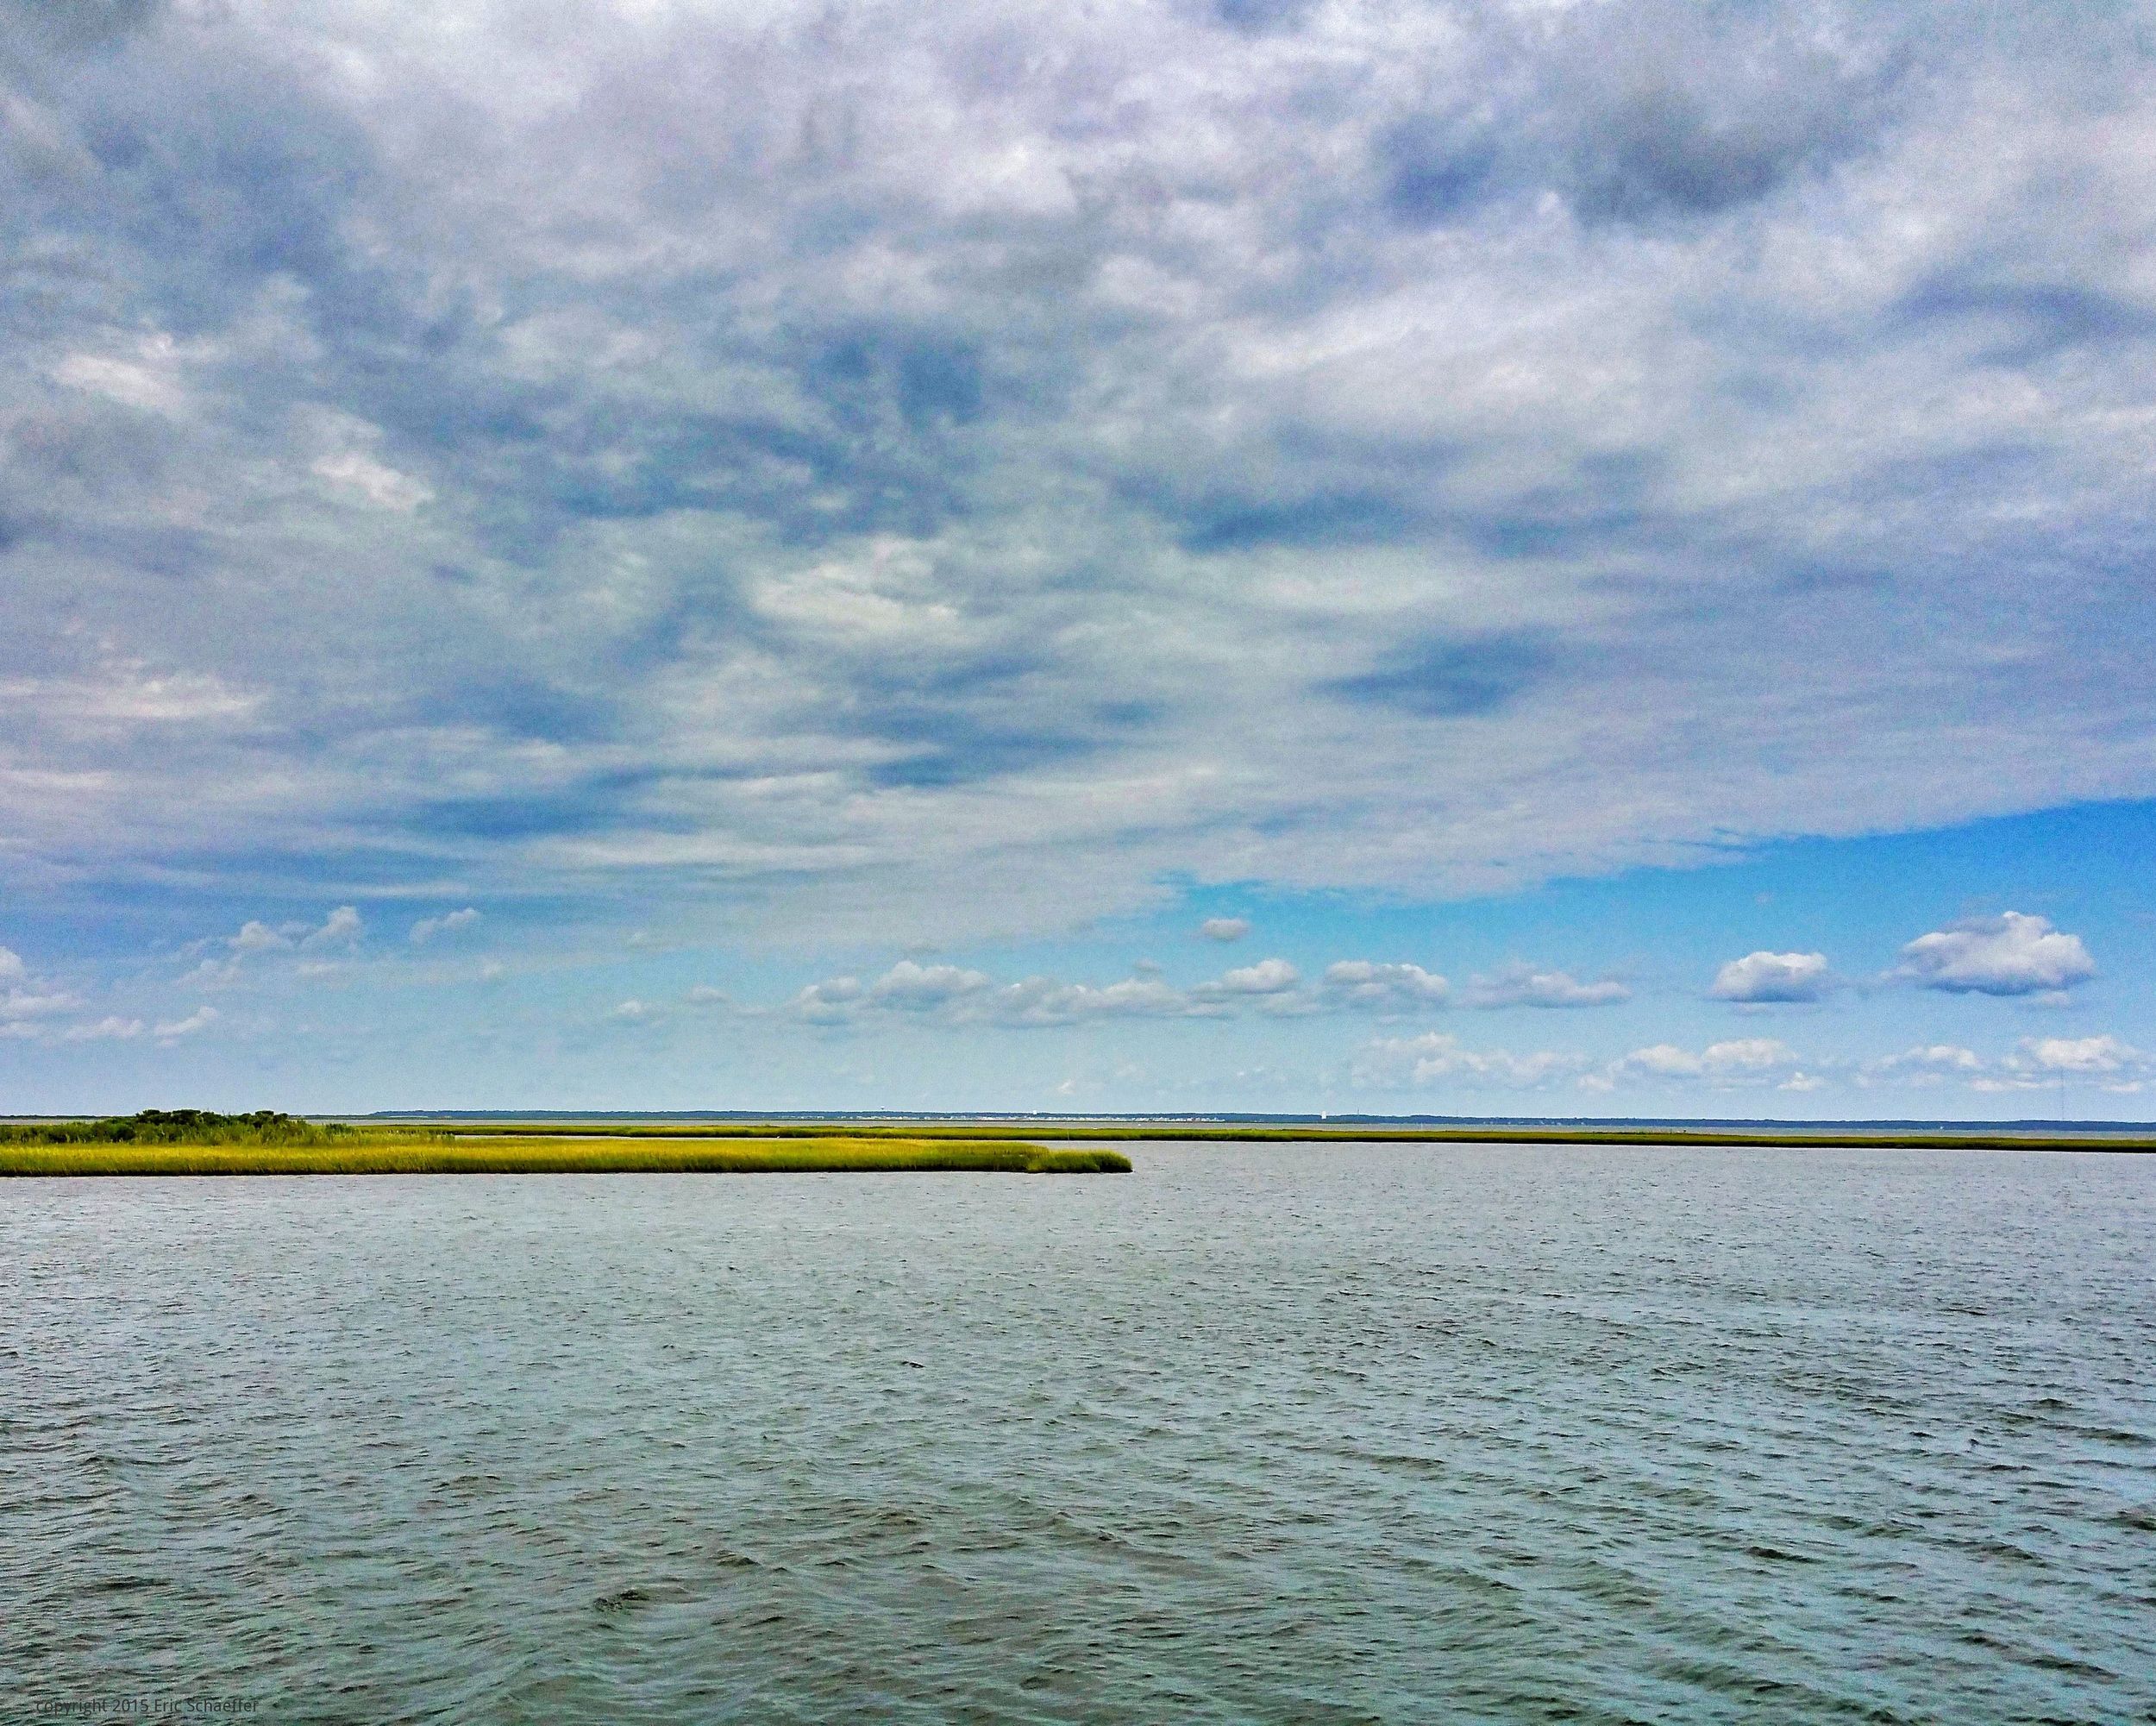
[8,0,2156,926]
[3,1,2155,1111]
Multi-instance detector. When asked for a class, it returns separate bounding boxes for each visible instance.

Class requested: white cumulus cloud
[224,907,363,957]
[1955,1033,2153,1094]
[1323,960,1451,1011]
[2014,1033,2145,1076]
[1709,951,1833,1003]
[787,977,867,1025]
[1198,918,1250,943]
[1213,958,1301,995]
[1896,913,2094,996]
[1869,1044,1985,1085]
[229,919,289,954]
[868,960,993,1007]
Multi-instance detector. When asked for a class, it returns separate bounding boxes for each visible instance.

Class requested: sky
[4,0,2156,1117]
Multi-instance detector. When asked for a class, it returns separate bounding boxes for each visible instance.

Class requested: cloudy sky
[4,0,2155,1116]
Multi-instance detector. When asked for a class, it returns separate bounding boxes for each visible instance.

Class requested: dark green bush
[0,1109,348,1146]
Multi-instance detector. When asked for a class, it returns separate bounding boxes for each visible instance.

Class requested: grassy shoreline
[0,1133,1129,1178]
[9,1109,2147,1173]
[415,1120,2156,1153]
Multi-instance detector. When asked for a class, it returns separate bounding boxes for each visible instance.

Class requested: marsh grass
[0,1132,1129,1177]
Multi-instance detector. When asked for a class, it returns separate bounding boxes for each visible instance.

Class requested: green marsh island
[0,1111,1130,1177]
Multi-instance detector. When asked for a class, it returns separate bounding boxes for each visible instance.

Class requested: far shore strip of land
[417,1120,2156,1153]
[6,1112,2148,1175]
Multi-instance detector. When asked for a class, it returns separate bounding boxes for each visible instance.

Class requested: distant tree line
[0,1109,347,1145]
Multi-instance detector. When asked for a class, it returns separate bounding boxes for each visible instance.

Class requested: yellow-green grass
[418,1120,2156,1153]
[0,1134,1129,1177]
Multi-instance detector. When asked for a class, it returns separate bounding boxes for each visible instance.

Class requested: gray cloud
[1380,1,1911,232]
[1324,635,1555,720]
[3,2,2155,945]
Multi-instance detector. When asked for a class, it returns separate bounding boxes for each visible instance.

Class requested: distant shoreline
[7,1112,2149,1174]
[417,1120,2156,1153]
[348,1109,2156,1133]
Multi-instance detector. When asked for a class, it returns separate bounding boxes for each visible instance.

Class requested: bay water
[5,1143,2153,1722]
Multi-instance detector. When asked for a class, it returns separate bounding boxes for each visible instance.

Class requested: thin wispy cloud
[63,1015,143,1043]
[1463,965,1630,1009]
[784,958,1300,1029]
[411,907,481,945]
[154,1006,218,1041]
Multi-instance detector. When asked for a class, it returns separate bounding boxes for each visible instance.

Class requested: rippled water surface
[5,1144,2154,1722]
